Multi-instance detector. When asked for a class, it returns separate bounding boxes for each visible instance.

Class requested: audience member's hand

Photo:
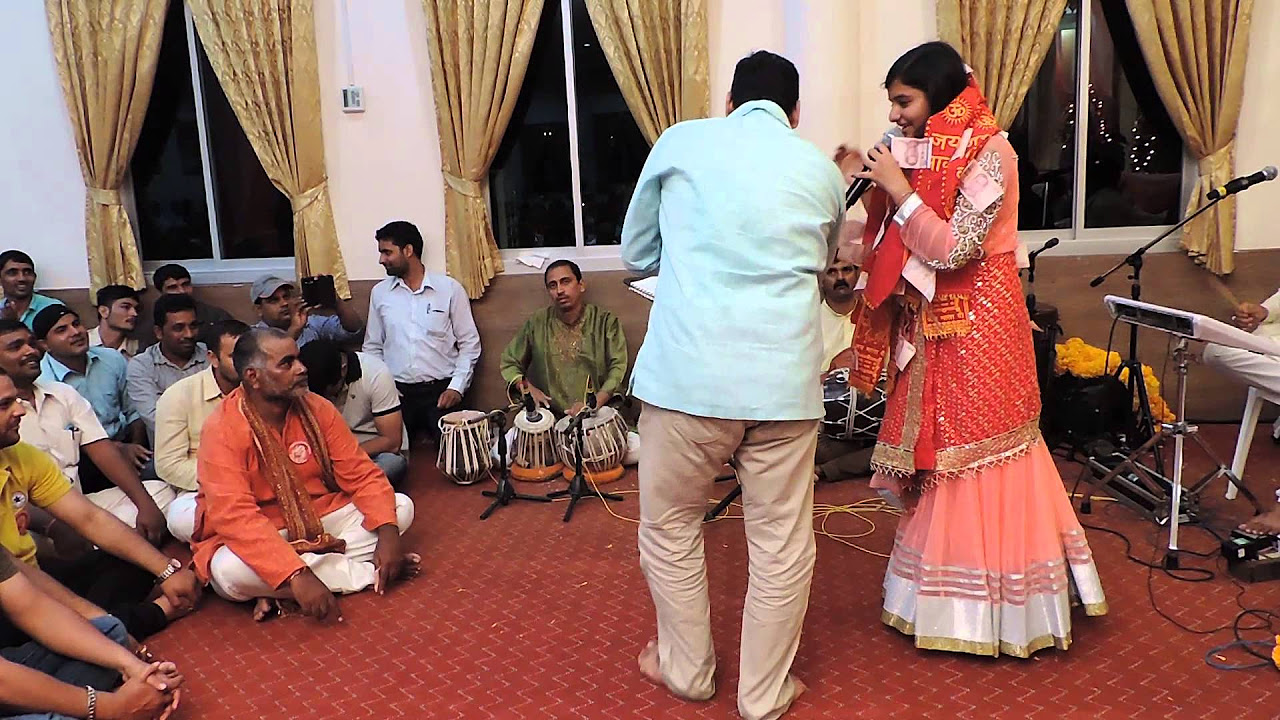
[436,389,462,410]
[372,526,403,595]
[287,299,311,339]
[117,442,153,471]
[99,667,174,720]
[1232,302,1268,333]
[833,145,865,183]
[159,569,202,613]
[289,568,341,622]
[135,502,169,547]
[0,299,15,322]
[527,386,551,409]
[122,659,184,693]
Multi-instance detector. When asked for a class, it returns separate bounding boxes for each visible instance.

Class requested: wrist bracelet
[85,685,97,720]
[156,558,181,584]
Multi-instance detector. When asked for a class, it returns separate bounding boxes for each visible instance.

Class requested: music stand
[1095,296,1266,567]
[480,412,551,520]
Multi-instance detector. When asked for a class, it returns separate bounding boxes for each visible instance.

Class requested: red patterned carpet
[144,424,1279,719]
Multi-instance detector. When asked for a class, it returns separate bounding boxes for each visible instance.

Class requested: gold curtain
[1125,0,1254,275]
[937,0,1069,128]
[583,0,709,145]
[187,0,351,297]
[45,0,168,294]
[421,0,545,299]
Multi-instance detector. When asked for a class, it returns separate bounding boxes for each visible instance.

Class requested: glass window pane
[194,39,294,259]
[1083,0,1183,228]
[130,4,213,261]
[570,0,649,247]
[1008,0,1079,232]
[489,2,575,250]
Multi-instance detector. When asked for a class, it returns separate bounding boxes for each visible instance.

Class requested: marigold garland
[1053,337,1176,424]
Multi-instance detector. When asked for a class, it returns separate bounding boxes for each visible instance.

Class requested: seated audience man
[365,221,481,443]
[1204,290,1280,534]
[0,251,57,330]
[298,339,409,488]
[88,285,141,358]
[152,263,235,334]
[193,328,417,622]
[814,242,873,483]
[154,320,250,543]
[35,305,150,472]
[126,294,209,443]
[251,275,364,349]
[0,319,172,544]
[500,260,628,415]
[0,371,201,641]
[0,546,183,720]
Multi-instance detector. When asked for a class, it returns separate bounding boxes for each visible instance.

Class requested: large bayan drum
[510,406,563,482]
[437,410,493,485]
[822,367,887,444]
[554,406,627,485]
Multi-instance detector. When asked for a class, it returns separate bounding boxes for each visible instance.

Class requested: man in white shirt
[364,221,482,444]
[815,242,873,483]
[87,285,141,358]
[1205,290,1280,533]
[299,339,409,487]
[0,319,173,545]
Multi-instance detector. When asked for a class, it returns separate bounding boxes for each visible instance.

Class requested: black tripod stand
[703,464,741,522]
[545,400,623,522]
[480,411,550,520]
[1090,193,1229,477]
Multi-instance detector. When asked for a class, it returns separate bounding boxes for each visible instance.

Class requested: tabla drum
[437,410,493,485]
[510,407,563,482]
[554,406,627,485]
[822,367,887,444]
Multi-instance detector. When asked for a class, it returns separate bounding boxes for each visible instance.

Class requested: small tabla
[554,406,627,485]
[510,406,563,482]
[822,367,887,445]
[437,410,493,485]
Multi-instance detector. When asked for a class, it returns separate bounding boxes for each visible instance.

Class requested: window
[130,2,292,265]
[489,0,650,252]
[1008,0,1184,236]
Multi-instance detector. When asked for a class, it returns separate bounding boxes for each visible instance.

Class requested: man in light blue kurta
[621,51,844,720]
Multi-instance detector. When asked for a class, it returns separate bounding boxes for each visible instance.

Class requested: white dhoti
[165,491,198,543]
[209,493,415,602]
[1203,342,1280,404]
[85,480,177,529]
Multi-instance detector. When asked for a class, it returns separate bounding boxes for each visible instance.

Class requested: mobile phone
[301,274,337,308]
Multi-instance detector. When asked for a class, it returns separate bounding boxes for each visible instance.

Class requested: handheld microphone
[1207,166,1277,200]
[1028,237,1060,262]
[845,127,904,209]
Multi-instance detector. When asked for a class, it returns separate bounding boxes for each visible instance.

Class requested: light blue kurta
[621,100,846,421]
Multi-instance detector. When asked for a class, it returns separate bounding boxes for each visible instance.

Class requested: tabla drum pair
[552,406,627,485]
[822,367,887,445]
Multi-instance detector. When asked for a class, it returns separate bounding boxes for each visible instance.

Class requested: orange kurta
[191,388,398,589]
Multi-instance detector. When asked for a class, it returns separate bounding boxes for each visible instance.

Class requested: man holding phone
[250,275,364,349]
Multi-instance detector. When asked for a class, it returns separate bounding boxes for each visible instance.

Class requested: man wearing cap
[126,294,209,443]
[251,274,364,349]
[34,305,150,474]
[88,285,142,358]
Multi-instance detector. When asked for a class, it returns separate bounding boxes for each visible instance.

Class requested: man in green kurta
[500,260,628,415]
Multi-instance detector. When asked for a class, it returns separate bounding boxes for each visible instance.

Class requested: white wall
[3,0,1279,291]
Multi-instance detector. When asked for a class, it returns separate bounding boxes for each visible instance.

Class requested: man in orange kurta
[191,328,417,621]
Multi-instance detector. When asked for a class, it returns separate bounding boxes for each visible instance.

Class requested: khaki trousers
[637,403,818,720]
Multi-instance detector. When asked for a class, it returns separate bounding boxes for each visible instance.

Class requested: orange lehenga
[850,81,1106,658]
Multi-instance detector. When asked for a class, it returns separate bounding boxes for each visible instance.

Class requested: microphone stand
[1090,193,1227,474]
[480,410,551,520]
[545,393,624,523]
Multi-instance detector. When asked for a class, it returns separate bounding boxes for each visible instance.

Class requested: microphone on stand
[844,127,904,209]
[1028,236,1060,262]
[1207,166,1277,200]
[522,392,540,422]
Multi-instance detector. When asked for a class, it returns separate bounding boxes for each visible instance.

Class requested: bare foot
[402,552,422,580]
[789,676,808,704]
[153,595,192,622]
[252,598,278,622]
[638,639,662,685]
[1240,505,1280,535]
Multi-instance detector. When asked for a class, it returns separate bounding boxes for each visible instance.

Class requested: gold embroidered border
[881,611,1072,659]
[916,421,1043,490]
[922,294,973,339]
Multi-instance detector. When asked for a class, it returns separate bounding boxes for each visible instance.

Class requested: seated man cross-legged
[298,340,409,488]
[192,329,418,621]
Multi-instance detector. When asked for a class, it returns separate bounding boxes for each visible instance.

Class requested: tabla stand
[545,404,624,523]
[480,412,550,520]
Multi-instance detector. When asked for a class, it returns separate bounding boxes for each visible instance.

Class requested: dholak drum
[822,367,887,445]
[554,406,627,485]
[510,407,563,482]
[437,410,493,485]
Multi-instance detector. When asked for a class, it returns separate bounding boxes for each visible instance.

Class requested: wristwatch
[156,558,182,583]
